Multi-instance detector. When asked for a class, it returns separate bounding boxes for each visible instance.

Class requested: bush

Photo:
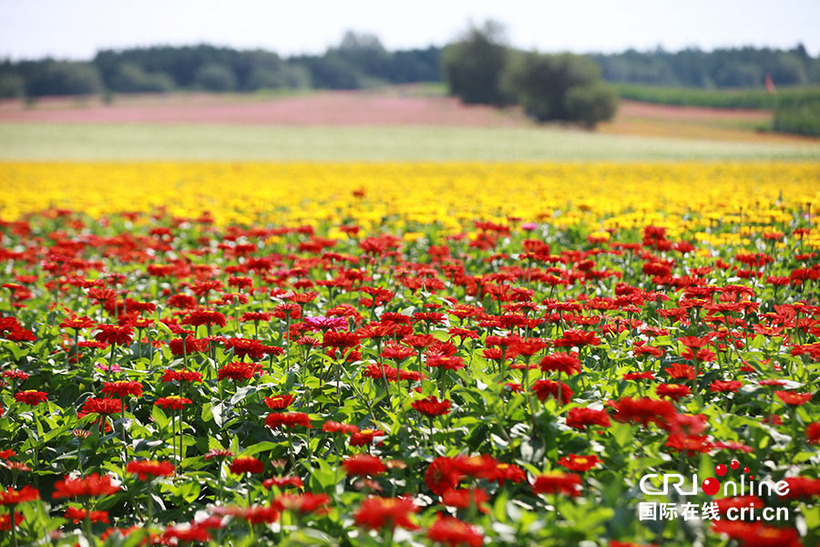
[564,83,619,129]
[503,51,617,127]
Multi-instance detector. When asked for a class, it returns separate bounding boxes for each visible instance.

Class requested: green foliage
[19,60,104,97]
[614,82,820,109]
[591,44,820,88]
[564,82,619,129]
[110,63,175,93]
[194,62,238,92]
[442,20,510,105]
[774,96,820,136]
[504,51,617,126]
[0,74,23,98]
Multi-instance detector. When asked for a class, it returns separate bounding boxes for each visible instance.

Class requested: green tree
[442,20,510,105]
[194,62,237,92]
[110,63,175,93]
[22,61,104,97]
[504,51,616,127]
[564,83,618,129]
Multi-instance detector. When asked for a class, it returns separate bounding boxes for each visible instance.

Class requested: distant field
[0,89,818,161]
[614,83,820,109]
[2,122,819,161]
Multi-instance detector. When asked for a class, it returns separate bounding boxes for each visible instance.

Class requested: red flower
[425,457,462,495]
[0,485,39,506]
[411,396,452,417]
[532,472,582,497]
[265,412,312,429]
[623,371,655,381]
[656,383,691,401]
[807,422,820,444]
[264,394,295,410]
[440,488,489,512]
[322,330,360,349]
[53,474,120,498]
[94,324,133,346]
[452,454,499,480]
[223,338,268,360]
[161,369,203,383]
[218,361,263,381]
[60,317,97,330]
[664,434,713,456]
[353,497,419,531]
[553,329,600,348]
[64,506,109,524]
[350,428,385,446]
[402,334,435,349]
[13,390,47,406]
[774,390,813,406]
[263,476,304,490]
[532,379,573,404]
[323,421,360,434]
[2,370,28,381]
[380,343,416,361]
[426,515,483,547]
[666,363,696,380]
[556,454,601,472]
[182,309,226,328]
[342,454,386,477]
[154,396,193,411]
[678,335,713,349]
[126,460,175,480]
[0,512,24,531]
[778,477,820,500]
[566,407,611,430]
[79,397,123,417]
[539,352,582,375]
[101,381,143,398]
[167,293,198,309]
[204,449,234,460]
[276,492,331,515]
[229,456,264,475]
[711,521,801,547]
[494,463,527,486]
[216,504,279,525]
[169,336,209,356]
[608,397,677,428]
[419,350,462,370]
[709,380,743,392]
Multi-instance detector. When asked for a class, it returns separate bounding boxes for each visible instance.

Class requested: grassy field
[2,122,820,161]
[613,83,820,109]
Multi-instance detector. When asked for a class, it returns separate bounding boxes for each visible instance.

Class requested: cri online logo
[639,460,790,497]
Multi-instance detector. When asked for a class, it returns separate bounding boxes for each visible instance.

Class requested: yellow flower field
[1,162,819,248]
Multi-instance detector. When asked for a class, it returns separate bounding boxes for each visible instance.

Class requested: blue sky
[1,0,818,60]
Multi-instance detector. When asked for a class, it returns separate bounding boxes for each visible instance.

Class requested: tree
[564,83,618,129]
[442,20,510,105]
[194,62,237,92]
[21,61,104,97]
[503,51,617,127]
[110,63,175,93]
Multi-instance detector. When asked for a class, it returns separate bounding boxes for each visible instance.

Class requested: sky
[1,0,818,61]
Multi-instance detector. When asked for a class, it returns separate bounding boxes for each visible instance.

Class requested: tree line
[0,28,816,101]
